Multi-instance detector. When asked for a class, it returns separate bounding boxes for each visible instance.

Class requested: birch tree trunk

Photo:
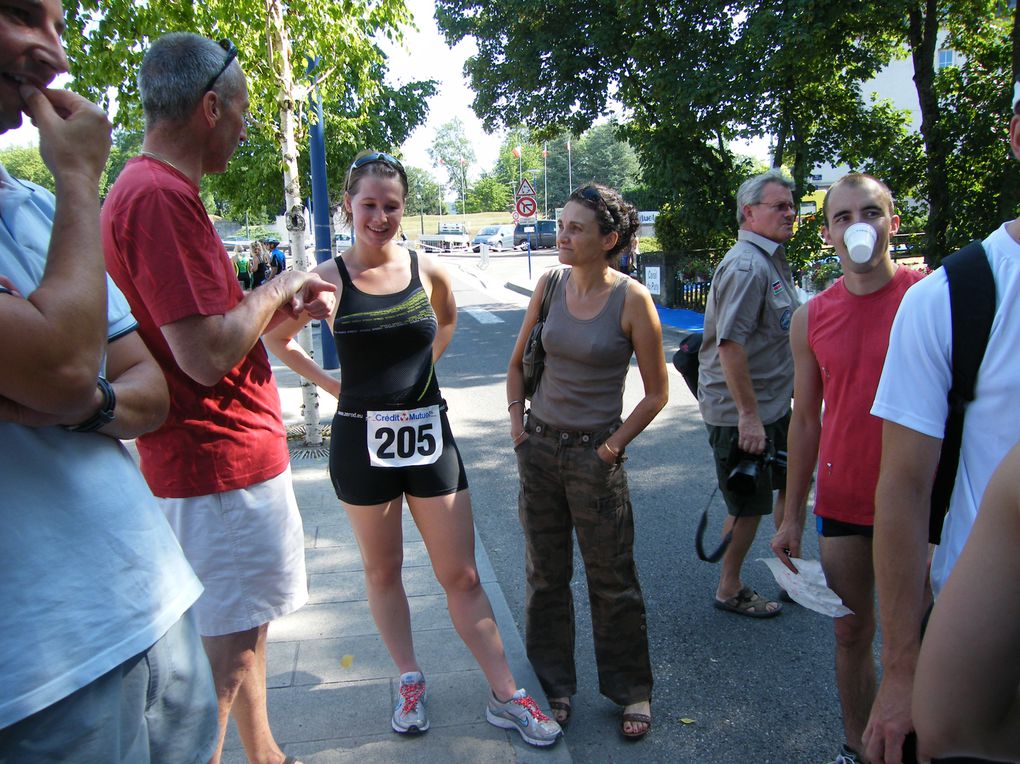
[267,0,321,446]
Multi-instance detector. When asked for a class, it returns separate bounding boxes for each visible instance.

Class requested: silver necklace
[139,150,189,177]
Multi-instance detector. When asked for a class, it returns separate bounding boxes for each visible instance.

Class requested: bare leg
[408,490,516,700]
[820,534,877,756]
[717,514,762,601]
[773,488,786,531]
[202,626,288,764]
[344,498,420,674]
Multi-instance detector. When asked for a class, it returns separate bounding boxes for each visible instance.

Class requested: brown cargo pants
[515,415,653,705]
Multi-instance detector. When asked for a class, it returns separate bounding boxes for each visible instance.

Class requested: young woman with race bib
[264,151,561,747]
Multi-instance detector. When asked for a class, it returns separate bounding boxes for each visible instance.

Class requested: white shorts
[160,468,308,637]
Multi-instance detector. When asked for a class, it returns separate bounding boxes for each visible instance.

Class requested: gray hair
[735,168,795,225]
[139,33,244,125]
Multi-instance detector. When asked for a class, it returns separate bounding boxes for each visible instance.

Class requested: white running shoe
[391,671,429,734]
[485,688,562,747]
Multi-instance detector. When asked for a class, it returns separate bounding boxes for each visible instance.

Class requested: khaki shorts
[706,410,790,517]
[160,467,308,636]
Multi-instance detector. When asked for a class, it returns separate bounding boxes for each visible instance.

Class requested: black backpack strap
[929,241,995,543]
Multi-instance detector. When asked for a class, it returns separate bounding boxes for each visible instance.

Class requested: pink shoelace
[399,680,425,713]
[513,693,551,722]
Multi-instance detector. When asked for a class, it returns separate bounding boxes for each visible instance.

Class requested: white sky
[383,0,504,183]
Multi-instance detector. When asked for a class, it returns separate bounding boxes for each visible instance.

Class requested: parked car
[514,219,557,250]
[472,224,516,252]
[335,231,353,251]
[221,237,251,253]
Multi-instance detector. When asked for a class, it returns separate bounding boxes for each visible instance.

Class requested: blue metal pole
[307,56,339,370]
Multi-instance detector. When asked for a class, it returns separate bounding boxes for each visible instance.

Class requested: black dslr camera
[725,436,787,495]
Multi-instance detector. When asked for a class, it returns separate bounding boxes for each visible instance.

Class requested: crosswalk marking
[462,307,504,324]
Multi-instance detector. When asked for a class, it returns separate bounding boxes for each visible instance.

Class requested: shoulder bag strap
[540,268,564,320]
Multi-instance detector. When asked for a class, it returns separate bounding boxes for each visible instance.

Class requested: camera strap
[695,486,738,563]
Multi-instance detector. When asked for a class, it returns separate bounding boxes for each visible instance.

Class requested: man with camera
[770,174,922,764]
[698,168,801,618]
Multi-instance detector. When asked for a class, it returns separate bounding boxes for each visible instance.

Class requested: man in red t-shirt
[102,33,335,764]
[771,174,923,764]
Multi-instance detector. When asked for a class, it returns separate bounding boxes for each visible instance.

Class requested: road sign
[515,196,537,218]
[517,178,537,197]
[512,211,520,222]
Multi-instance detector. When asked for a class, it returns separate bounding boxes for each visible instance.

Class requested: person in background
[264,150,562,748]
[507,182,668,739]
[250,240,272,288]
[233,244,252,290]
[771,173,922,764]
[267,237,285,276]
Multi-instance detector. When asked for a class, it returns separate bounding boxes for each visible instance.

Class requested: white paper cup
[844,223,877,264]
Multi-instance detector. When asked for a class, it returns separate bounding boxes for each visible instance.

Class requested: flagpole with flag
[512,145,523,192]
[543,143,549,217]
[437,158,445,216]
[567,138,573,194]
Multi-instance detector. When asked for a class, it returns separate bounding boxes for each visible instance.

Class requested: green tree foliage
[0,145,54,193]
[468,173,512,212]
[437,0,1018,265]
[404,166,445,215]
[428,117,476,168]
[490,125,641,216]
[61,0,435,219]
[428,117,476,205]
[898,0,1018,263]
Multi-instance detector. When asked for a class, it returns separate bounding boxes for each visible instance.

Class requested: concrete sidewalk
[220,358,571,764]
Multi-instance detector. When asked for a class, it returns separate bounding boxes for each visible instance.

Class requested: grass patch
[401,211,518,242]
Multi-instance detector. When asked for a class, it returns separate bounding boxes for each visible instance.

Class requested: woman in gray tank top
[507,183,669,739]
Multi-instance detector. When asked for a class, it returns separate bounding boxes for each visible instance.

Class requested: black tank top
[333,250,440,410]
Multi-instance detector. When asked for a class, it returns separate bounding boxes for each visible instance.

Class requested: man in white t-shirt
[862,83,1020,764]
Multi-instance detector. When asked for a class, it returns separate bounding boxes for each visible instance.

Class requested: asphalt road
[434,251,848,764]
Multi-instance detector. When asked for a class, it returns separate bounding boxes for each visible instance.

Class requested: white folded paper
[758,557,853,618]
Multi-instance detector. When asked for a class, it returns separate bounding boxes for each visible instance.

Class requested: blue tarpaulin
[655,306,705,332]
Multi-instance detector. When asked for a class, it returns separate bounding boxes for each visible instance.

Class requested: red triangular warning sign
[517,178,537,197]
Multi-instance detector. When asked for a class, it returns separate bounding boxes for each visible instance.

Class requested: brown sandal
[714,586,782,618]
[620,703,651,739]
[547,698,571,728]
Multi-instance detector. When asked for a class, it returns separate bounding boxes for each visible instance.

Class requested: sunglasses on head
[577,185,618,226]
[203,39,238,94]
[349,152,406,175]
[577,185,605,207]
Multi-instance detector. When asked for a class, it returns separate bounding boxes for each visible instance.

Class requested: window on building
[937,49,956,70]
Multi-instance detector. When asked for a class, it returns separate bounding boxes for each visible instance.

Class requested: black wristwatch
[65,376,117,433]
